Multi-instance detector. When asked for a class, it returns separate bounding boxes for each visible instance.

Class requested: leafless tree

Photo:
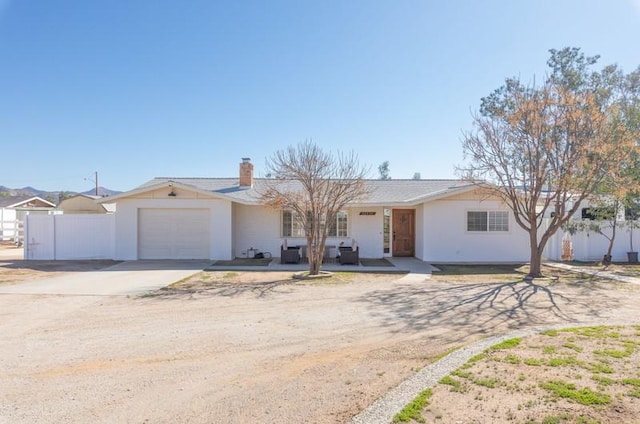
[260,141,368,275]
[260,141,370,275]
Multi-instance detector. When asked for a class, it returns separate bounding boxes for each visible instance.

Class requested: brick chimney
[239,157,253,187]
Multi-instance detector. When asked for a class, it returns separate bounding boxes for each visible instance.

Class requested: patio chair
[339,243,359,265]
[280,243,301,264]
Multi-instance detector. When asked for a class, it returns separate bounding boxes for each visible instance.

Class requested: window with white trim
[467,211,509,232]
[282,210,348,237]
[329,211,348,237]
[282,210,305,237]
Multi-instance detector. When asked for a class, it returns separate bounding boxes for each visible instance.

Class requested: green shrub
[393,389,432,423]
[491,338,522,350]
[539,380,611,405]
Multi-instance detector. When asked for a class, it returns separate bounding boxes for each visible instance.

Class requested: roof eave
[6,196,56,208]
[95,181,233,203]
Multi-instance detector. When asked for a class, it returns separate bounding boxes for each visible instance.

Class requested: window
[282,210,304,237]
[626,204,640,221]
[329,211,348,237]
[581,207,615,221]
[282,210,348,237]
[467,211,508,232]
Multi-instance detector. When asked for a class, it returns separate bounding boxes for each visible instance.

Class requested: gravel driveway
[1,269,640,423]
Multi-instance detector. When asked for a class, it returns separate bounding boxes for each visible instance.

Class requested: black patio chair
[339,245,359,265]
[280,244,301,264]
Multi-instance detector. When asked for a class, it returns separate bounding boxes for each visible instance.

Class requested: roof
[0,195,56,209]
[58,194,116,213]
[108,177,481,206]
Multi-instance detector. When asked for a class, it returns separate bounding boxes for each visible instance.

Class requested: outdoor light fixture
[167,180,177,196]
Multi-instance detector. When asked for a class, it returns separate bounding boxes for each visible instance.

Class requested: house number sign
[359,211,376,215]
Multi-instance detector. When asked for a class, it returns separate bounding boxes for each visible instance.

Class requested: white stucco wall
[232,205,366,258]
[114,193,232,260]
[233,204,281,258]
[348,207,384,258]
[414,204,424,260]
[420,198,531,263]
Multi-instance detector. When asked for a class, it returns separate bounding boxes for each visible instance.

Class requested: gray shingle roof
[139,177,477,205]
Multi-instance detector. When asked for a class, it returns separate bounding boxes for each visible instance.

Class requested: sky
[1,0,639,192]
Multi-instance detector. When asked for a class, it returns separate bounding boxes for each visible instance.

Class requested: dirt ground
[0,262,120,284]
[420,325,640,424]
[1,265,640,423]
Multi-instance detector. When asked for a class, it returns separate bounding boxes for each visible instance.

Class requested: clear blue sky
[1,0,639,192]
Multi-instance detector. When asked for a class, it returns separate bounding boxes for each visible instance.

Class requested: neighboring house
[0,196,56,241]
[92,159,531,262]
[57,194,116,214]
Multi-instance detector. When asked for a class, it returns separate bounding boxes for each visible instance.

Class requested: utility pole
[85,171,99,196]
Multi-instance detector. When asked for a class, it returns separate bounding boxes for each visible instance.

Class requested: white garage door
[138,209,210,259]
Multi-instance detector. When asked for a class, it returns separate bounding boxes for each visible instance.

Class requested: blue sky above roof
[1,0,638,192]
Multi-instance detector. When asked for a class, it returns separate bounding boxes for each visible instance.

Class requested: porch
[206,256,437,275]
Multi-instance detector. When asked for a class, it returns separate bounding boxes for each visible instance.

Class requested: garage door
[138,209,210,259]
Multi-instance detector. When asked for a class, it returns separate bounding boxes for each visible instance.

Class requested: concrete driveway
[0,260,208,295]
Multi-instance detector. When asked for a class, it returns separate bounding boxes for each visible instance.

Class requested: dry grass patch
[567,261,640,278]
[402,326,640,423]
[154,270,397,297]
[431,263,634,292]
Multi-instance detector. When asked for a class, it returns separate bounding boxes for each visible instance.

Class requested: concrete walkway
[0,260,209,296]
[545,261,640,285]
[207,256,437,277]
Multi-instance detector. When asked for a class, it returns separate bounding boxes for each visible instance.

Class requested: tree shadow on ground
[0,259,119,272]
[145,279,298,300]
[355,277,617,339]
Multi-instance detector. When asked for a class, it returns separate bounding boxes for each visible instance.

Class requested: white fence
[546,224,640,263]
[0,219,23,243]
[25,214,115,260]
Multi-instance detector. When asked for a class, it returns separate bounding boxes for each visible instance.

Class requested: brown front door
[392,209,415,257]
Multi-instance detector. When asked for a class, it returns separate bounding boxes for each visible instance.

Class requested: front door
[392,209,415,257]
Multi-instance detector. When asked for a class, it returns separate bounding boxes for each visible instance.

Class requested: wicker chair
[280,245,301,264]
[339,245,359,265]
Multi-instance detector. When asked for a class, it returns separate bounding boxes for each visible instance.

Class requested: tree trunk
[527,229,543,279]
[528,250,542,279]
[307,240,324,276]
[309,256,321,275]
[604,223,616,265]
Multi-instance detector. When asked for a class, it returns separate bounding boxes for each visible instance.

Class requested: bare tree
[260,141,370,275]
[459,48,640,278]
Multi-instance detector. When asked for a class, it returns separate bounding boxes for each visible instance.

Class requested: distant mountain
[0,186,38,197]
[81,187,121,197]
[0,185,122,204]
